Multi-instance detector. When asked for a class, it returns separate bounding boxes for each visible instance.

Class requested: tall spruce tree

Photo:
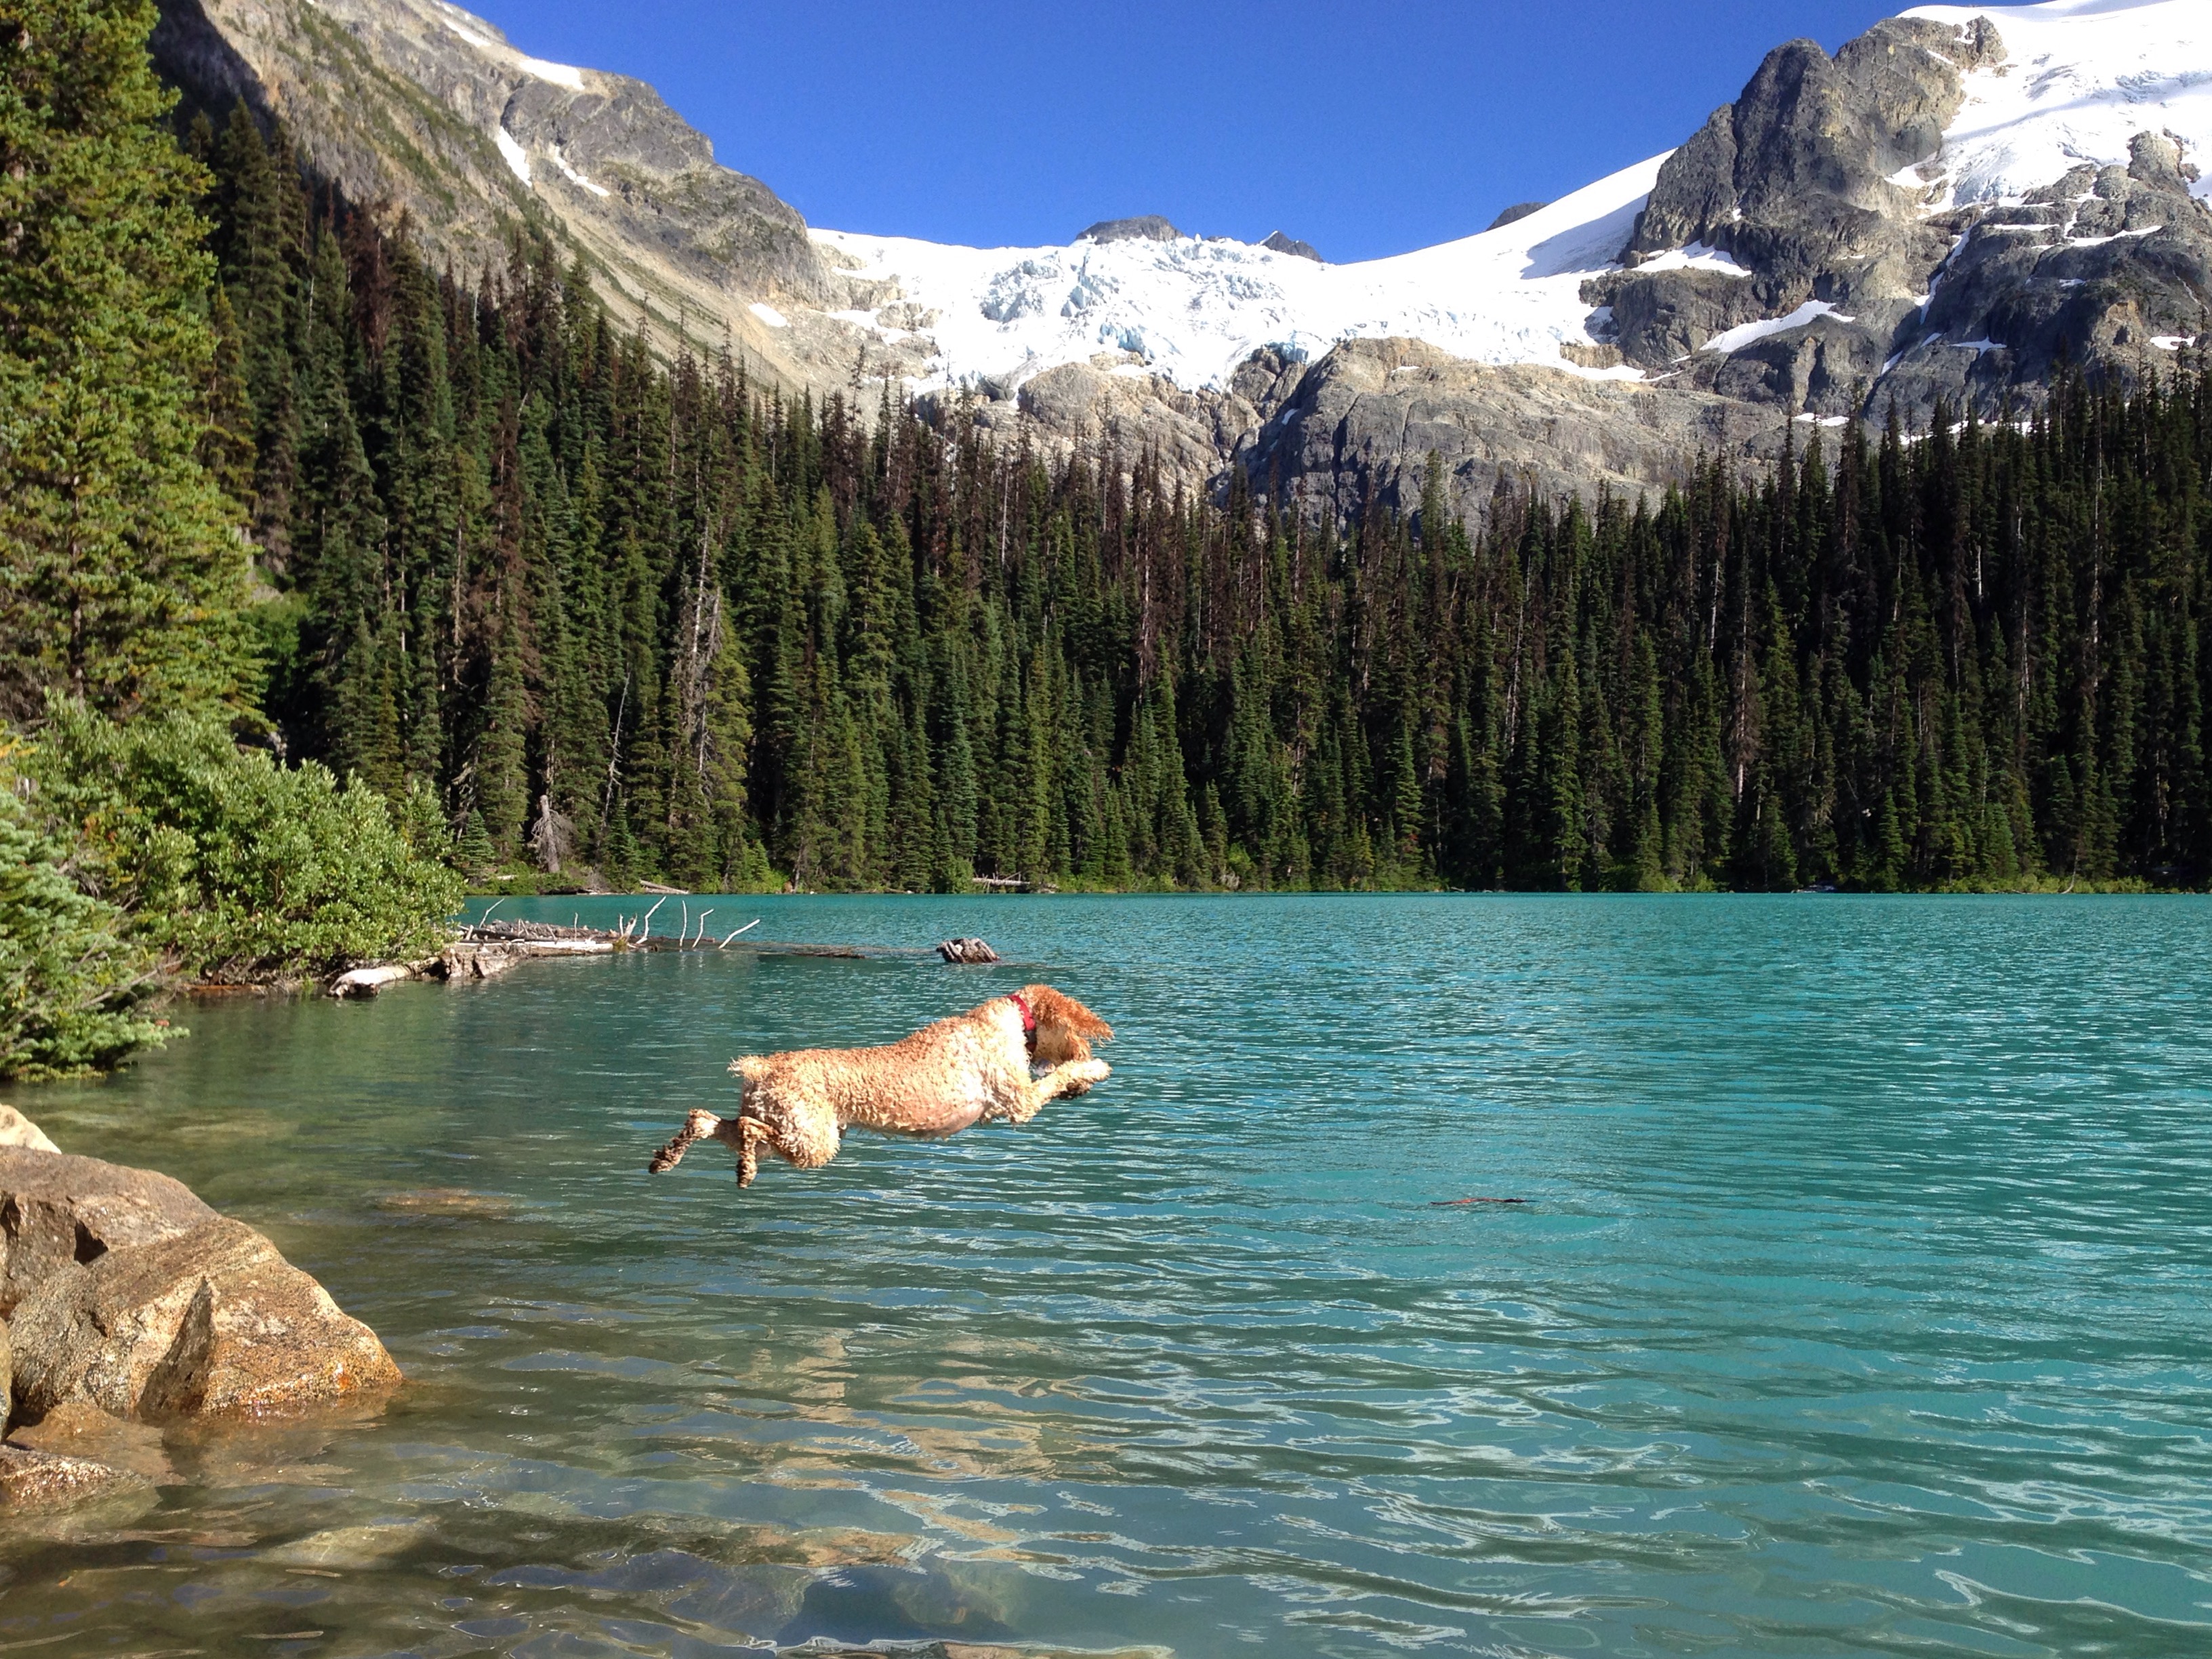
[0,0,249,718]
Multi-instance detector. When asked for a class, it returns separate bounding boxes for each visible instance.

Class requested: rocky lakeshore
[0,1108,400,1513]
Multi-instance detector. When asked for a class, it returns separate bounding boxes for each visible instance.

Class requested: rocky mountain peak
[1079,215,1184,243]
[153,0,838,385]
[1485,201,1549,231]
[1624,16,2005,285]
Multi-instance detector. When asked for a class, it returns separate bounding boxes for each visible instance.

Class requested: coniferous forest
[173,106,2212,895]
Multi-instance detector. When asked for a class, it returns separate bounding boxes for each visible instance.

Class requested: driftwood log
[332,918,994,994]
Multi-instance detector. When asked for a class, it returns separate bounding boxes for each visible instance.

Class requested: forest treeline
[0,0,457,1077]
[201,91,2212,893]
[29,3,2210,1082]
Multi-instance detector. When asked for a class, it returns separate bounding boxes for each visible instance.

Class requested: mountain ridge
[152,0,2212,520]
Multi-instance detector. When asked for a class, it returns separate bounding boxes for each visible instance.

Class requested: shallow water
[7,894,2212,1658]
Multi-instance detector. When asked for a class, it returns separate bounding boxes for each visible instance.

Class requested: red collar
[1008,992,1037,1034]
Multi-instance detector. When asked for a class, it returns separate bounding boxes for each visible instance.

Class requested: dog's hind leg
[649,1108,722,1173]
[730,1116,771,1187]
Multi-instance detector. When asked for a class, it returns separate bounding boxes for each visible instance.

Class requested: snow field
[1902,0,2212,205]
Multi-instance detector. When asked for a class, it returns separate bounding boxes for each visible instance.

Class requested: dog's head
[1018,984,1114,1065]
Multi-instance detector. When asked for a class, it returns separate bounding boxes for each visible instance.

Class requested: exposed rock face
[151,0,840,388]
[1589,16,2212,426]
[1486,201,1549,231]
[1626,20,2003,286]
[1079,215,1183,243]
[1234,338,1788,520]
[0,1150,219,1317]
[1261,230,1323,261]
[932,358,1263,489]
[10,1214,401,1422]
[435,941,525,979]
[1879,134,2212,413]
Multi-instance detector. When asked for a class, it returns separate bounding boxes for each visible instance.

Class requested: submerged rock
[7,1401,175,1484]
[376,1187,514,1217]
[0,1441,149,1511]
[9,1214,401,1422]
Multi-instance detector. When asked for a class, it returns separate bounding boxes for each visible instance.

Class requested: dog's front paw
[1063,1059,1111,1094]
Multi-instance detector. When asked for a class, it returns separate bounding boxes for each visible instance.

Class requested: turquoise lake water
[6,894,2211,1657]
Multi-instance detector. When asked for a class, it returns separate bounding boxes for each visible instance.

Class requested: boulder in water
[935,937,1000,964]
[9,1214,401,1422]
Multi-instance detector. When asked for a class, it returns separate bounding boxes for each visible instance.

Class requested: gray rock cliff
[152,0,844,390]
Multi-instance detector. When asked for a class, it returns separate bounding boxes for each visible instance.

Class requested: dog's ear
[1022,985,1113,1041]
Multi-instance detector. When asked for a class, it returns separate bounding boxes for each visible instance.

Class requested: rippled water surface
[8,895,2212,1658]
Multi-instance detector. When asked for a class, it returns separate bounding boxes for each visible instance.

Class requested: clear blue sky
[466,0,1903,262]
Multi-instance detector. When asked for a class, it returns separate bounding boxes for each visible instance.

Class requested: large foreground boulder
[0,1149,217,1315]
[9,1216,401,1422]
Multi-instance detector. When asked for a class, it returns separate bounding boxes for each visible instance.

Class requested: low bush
[0,787,170,1078]
[20,700,463,985]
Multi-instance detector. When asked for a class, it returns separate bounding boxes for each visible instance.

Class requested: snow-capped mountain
[152,0,2212,514]
[806,0,2210,403]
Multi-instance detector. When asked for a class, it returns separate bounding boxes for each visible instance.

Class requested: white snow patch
[494,125,531,188]
[1701,301,1857,354]
[2067,224,2164,246]
[550,146,610,198]
[749,302,790,329]
[1950,337,2005,352]
[1903,0,2212,207]
[516,53,587,91]
[436,6,588,90]
[2152,333,2196,349]
[1633,240,1755,276]
[813,151,1668,395]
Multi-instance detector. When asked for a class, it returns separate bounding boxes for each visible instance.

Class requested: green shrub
[21,699,464,983]
[0,788,169,1078]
